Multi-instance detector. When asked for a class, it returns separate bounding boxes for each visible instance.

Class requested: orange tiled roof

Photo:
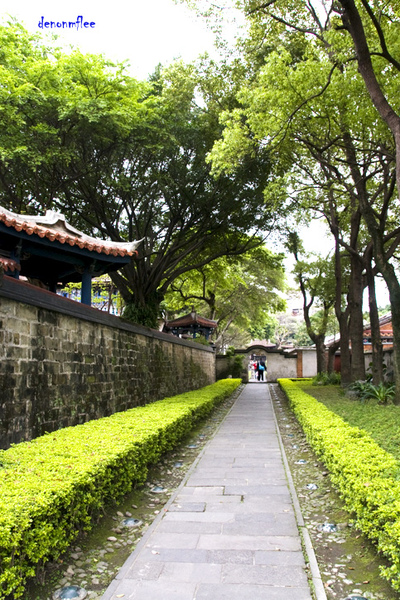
[0,256,20,272]
[363,314,393,338]
[0,208,142,257]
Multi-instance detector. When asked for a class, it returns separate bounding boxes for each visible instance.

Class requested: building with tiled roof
[363,313,393,351]
[0,207,142,305]
[164,310,217,341]
[325,313,394,352]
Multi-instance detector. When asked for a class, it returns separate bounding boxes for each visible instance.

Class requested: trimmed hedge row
[0,378,241,599]
[278,378,400,591]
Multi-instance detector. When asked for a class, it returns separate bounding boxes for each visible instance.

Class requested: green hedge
[0,379,241,599]
[278,378,400,592]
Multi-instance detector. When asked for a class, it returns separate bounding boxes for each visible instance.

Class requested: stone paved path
[101,384,316,600]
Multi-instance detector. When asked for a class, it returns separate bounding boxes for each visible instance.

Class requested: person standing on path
[257,359,266,381]
[253,361,259,380]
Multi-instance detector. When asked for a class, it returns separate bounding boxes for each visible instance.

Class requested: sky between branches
[1,0,217,79]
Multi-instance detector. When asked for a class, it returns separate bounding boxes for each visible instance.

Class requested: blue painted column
[81,269,92,305]
[10,250,20,279]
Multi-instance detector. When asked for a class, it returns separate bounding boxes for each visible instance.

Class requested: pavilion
[164,310,218,341]
[0,207,142,305]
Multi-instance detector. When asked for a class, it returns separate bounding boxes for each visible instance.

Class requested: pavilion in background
[164,310,217,341]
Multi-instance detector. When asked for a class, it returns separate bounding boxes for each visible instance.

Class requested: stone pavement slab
[100,384,317,600]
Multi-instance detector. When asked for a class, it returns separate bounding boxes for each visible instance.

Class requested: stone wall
[233,348,303,382]
[215,355,246,381]
[299,349,318,377]
[364,348,394,381]
[264,352,297,381]
[216,355,231,380]
[0,277,215,449]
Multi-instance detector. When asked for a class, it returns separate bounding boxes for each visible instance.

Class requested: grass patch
[299,382,400,461]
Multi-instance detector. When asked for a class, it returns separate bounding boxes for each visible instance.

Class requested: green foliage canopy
[165,244,286,349]
[0,23,282,328]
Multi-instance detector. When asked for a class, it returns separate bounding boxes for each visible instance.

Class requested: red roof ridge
[0,207,143,257]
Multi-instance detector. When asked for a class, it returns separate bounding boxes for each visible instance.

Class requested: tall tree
[0,23,279,327]
[240,0,400,390]
[333,0,400,396]
[287,233,337,373]
[204,0,400,385]
[165,244,286,351]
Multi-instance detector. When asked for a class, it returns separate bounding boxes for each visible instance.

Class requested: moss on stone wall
[0,297,215,449]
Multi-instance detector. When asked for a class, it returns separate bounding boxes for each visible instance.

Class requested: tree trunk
[375,259,400,395]
[339,311,351,385]
[348,254,365,381]
[339,0,400,198]
[315,335,327,374]
[332,225,352,385]
[356,203,400,397]
[327,339,340,374]
[365,250,384,384]
[295,253,330,375]
[357,205,400,398]
[339,0,400,399]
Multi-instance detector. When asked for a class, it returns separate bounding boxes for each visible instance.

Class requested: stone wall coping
[232,347,298,357]
[0,275,214,353]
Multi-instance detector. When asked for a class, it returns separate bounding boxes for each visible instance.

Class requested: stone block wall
[219,347,319,383]
[364,349,394,381]
[298,349,317,378]
[0,277,215,449]
[216,355,231,380]
[263,352,297,381]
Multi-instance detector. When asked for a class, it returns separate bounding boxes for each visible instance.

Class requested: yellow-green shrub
[278,378,400,591]
[0,379,241,599]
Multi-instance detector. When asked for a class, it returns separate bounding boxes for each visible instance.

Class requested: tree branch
[360,0,400,71]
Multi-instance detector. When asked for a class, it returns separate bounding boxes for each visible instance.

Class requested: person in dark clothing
[257,359,266,381]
